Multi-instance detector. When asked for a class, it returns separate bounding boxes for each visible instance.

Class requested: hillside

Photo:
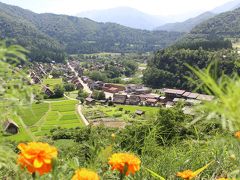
[0,3,65,63]
[155,12,215,32]
[0,2,184,61]
[77,7,166,30]
[185,7,240,41]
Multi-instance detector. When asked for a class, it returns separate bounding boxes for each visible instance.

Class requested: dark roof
[129,95,141,103]
[113,94,127,104]
[3,120,19,131]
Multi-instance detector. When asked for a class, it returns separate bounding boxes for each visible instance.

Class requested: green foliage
[91,90,106,100]
[89,71,108,81]
[143,47,239,89]
[64,83,75,92]
[52,84,65,98]
[189,64,240,131]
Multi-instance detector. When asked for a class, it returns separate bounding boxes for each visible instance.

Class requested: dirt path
[77,105,89,126]
[64,93,89,126]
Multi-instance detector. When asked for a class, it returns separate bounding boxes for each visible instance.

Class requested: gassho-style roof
[164,88,185,95]
[85,97,95,102]
[3,120,19,131]
[197,94,214,101]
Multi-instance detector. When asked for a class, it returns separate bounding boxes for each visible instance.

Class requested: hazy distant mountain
[155,0,240,32]
[212,0,240,14]
[155,12,215,32]
[77,7,167,30]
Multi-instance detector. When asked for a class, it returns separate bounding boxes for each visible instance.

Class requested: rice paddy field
[0,100,84,142]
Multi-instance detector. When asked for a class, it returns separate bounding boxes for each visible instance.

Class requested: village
[29,60,214,114]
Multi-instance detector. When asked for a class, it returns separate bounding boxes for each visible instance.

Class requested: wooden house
[126,95,141,105]
[145,98,158,106]
[113,94,127,104]
[3,120,19,134]
[164,88,186,100]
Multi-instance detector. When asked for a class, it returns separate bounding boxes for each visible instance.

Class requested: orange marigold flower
[108,153,141,176]
[71,168,100,180]
[234,131,240,139]
[17,142,57,175]
[176,170,196,180]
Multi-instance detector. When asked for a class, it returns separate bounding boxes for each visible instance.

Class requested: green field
[83,105,159,121]
[43,78,63,89]
[0,100,84,141]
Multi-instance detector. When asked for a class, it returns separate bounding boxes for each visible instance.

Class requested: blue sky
[0,0,233,16]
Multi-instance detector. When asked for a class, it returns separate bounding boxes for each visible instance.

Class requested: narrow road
[67,61,92,94]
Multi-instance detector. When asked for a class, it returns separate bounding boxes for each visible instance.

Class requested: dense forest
[143,47,240,90]
[0,2,184,62]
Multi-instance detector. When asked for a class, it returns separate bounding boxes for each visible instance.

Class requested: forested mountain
[155,12,215,32]
[0,3,65,63]
[184,7,240,41]
[0,2,184,62]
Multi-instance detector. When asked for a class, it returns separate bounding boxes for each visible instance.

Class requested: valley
[1,0,240,179]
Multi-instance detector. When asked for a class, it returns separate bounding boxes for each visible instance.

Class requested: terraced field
[0,100,84,141]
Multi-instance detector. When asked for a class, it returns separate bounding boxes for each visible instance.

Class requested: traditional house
[32,76,41,84]
[43,86,54,97]
[164,88,186,100]
[113,94,127,104]
[197,94,214,101]
[145,98,158,106]
[3,120,19,134]
[126,95,141,105]
[75,82,84,89]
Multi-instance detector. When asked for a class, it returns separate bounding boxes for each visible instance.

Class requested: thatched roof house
[3,120,19,134]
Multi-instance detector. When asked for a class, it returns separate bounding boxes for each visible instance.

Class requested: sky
[0,0,234,16]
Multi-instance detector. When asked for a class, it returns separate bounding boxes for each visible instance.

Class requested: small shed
[85,97,95,105]
[135,110,145,116]
[3,120,19,134]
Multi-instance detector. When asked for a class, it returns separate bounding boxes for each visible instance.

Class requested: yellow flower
[71,168,100,180]
[111,133,116,139]
[176,170,196,180]
[17,142,57,175]
[108,153,140,176]
[217,178,228,180]
[234,131,240,139]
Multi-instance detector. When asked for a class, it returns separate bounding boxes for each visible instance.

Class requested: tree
[91,90,106,100]
[64,83,75,92]
[53,84,64,98]
[77,89,89,99]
